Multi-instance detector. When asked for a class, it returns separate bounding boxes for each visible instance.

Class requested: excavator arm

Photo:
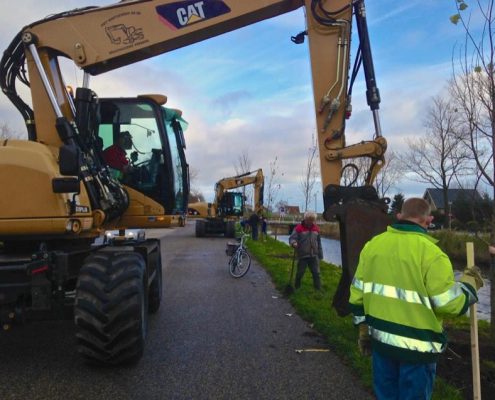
[5,1,386,177]
[1,0,390,315]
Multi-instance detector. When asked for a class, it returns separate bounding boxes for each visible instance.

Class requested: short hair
[118,131,132,139]
[400,198,431,219]
[303,211,317,221]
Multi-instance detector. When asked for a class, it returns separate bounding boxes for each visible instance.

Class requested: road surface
[0,222,372,400]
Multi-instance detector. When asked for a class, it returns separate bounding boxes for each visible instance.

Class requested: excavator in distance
[0,0,390,365]
[189,169,265,237]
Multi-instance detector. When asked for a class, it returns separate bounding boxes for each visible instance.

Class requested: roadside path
[0,222,371,399]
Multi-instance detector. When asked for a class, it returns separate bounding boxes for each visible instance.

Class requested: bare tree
[188,167,205,203]
[188,189,205,203]
[234,150,252,205]
[0,123,22,140]
[342,150,404,199]
[374,151,405,199]
[450,0,495,335]
[266,156,283,213]
[402,94,471,209]
[299,136,319,212]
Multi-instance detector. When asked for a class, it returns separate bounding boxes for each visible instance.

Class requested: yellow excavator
[189,169,264,237]
[0,0,389,365]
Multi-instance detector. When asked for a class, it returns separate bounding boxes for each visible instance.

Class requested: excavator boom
[0,1,391,361]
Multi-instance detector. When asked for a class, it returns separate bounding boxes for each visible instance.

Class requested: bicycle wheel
[229,249,251,278]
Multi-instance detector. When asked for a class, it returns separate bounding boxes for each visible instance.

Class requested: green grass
[246,236,463,400]
[431,231,491,268]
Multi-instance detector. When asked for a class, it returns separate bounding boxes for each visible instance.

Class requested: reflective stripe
[362,282,432,309]
[353,315,366,325]
[352,277,364,291]
[371,327,445,354]
[459,282,478,306]
[430,282,465,308]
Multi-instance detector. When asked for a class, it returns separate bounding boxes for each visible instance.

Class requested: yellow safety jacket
[349,222,478,363]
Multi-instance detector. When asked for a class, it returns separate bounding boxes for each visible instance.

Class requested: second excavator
[190,169,264,237]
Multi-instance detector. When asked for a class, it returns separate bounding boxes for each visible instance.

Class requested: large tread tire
[74,251,148,365]
[148,247,162,314]
[195,220,206,237]
[225,221,236,238]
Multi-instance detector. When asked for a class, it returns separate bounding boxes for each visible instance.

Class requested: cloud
[369,2,422,26]
[0,1,474,211]
[211,90,253,117]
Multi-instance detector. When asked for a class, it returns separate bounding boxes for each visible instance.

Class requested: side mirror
[52,177,80,194]
[59,144,80,176]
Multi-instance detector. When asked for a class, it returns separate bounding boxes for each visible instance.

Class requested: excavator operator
[103,131,136,180]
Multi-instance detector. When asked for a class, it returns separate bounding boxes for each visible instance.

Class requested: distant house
[285,205,300,215]
[423,188,482,212]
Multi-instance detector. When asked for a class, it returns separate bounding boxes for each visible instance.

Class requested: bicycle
[227,234,251,278]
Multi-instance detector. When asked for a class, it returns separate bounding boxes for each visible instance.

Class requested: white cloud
[0,1,474,211]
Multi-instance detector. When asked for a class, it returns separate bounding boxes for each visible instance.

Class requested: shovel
[284,249,296,296]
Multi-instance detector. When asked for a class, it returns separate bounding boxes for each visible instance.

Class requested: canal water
[274,234,491,322]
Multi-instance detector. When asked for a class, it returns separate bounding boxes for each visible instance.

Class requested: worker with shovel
[288,211,323,291]
[349,198,484,400]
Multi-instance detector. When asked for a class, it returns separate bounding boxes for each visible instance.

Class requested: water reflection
[275,234,342,266]
[273,234,491,321]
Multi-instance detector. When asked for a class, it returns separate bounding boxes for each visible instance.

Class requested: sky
[0,1,474,212]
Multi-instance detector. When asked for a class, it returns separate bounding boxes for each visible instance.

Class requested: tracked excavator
[190,168,265,237]
[0,0,389,365]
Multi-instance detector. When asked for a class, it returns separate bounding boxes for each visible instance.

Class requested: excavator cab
[217,192,244,217]
[98,95,189,218]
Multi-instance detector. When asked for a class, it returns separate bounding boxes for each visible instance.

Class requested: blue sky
[0,1,475,212]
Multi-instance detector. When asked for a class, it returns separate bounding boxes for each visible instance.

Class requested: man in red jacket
[289,211,323,290]
[103,131,134,178]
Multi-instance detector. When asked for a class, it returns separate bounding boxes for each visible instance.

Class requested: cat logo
[177,1,206,26]
[156,0,231,30]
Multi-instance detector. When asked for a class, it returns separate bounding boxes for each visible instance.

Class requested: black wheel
[225,221,236,238]
[148,247,162,314]
[74,251,148,365]
[229,249,251,278]
[195,220,206,237]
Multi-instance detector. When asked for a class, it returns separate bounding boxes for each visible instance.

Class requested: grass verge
[246,236,463,400]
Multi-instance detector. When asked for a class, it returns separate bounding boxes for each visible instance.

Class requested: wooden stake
[466,242,481,400]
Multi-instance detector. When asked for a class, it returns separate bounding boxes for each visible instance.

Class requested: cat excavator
[0,0,389,365]
[189,168,265,237]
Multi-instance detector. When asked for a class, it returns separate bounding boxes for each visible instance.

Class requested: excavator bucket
[327,198,391,317]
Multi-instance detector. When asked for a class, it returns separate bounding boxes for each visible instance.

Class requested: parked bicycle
[226,234,251,278]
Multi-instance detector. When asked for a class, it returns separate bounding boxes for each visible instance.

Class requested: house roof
[423,188,482,209]
[285,206,300,214]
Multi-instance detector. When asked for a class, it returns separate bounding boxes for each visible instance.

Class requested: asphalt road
[0,222,372,400]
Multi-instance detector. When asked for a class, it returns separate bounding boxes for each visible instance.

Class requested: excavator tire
[148,249,162,314]
[74,251,148,365]
[225,221,236,238]
[195,220,206,237]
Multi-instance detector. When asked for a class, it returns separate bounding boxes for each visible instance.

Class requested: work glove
[459,266,484,291]
[358,324,371,357]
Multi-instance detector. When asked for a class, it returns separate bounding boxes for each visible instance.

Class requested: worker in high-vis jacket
[349,198,484,400]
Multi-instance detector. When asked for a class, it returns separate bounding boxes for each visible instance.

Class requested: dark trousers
[294,257,321,290]
[250,224,258,240]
